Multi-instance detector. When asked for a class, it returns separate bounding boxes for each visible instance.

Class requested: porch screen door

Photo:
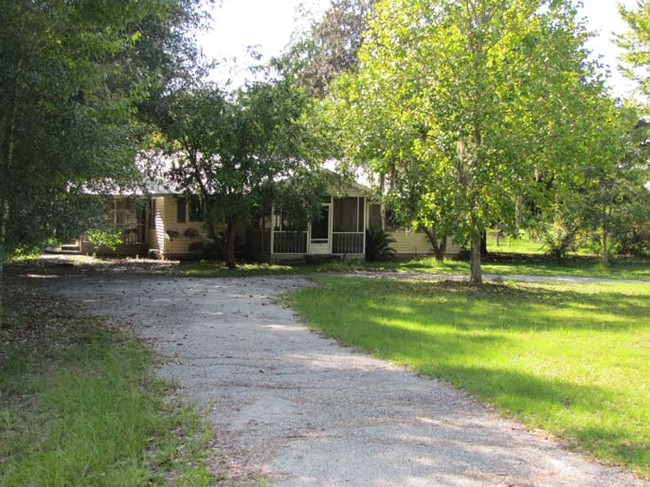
[309,204,330,254]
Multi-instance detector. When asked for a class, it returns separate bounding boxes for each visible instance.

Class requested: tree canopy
[150,78,329,268]
[279,0,378,98]
[0,0,206,257]
[325,0,608,282]
[618,0,650,99]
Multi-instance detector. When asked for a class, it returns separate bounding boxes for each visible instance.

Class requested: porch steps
[44,245,81,255]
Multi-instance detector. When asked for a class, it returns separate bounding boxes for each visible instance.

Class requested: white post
[329,197,333,254]
[362,196,367,256]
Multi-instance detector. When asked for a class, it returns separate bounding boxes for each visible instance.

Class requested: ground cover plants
[288,276,650,478]
[0,279,216,486]
[173,255,650,281]
[164,231,650,280]
[21,245,649,282]
[400,255,650,281]
[485,232,546,254]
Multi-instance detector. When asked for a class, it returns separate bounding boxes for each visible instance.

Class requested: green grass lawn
[398,256,650,280]
[0,283,216,486]
[288,276,650,478]
[486,231,546,254]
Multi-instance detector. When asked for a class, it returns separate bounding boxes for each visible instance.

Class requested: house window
[177,197,187,223]
[188,195,204,222]
[177,195,205,223]
[252,204,272,230]
[384,209,399,231]
[369,204,382,231]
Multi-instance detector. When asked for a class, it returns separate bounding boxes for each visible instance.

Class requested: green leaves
[618,0,650,98]
[326,0,607,282]
[278,0,379,98]
[0,0,206,256]
[152,78,329,267]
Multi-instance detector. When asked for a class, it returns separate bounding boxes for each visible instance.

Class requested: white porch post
[329,196,333,253]
[356,197,360,233]
[306,221,311,254]
[363,196,367,256]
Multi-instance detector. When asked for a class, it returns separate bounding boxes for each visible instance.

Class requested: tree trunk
[470,232,482,285]
[515,194,523,231]
[0,58,22,260]
[0,199,8,263]
[421,225,447,262]
[480,229,488,257]
[225,219,238,269]
[601,225,609,267]
[379,173,386,231]
[435,237,447,262]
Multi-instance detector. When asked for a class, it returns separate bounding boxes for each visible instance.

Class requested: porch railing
[273,231,308,254]
[332,232,364,254]
[117,223,146,244]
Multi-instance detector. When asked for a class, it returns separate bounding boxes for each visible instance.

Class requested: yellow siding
[157,195,242,257]
[387,230,459,256]
[446,237,460,254]
[150,197,166,254]
[325,179,367,198]
[158,195,203,256]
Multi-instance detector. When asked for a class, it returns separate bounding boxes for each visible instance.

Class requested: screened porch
[269,196,366,256]
[330,196,365,255]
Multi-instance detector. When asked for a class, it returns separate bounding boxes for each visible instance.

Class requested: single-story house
[79,178,459,261]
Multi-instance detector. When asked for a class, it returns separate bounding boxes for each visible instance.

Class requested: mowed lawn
[289,277,650,477]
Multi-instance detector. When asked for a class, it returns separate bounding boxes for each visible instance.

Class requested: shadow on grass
[433,365,648,471]
[482,257,650,280]
[432,364,612,415]
[568,424,650,470]
[315,278,650,333]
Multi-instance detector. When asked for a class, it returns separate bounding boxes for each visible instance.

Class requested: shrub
[542,221,578,261]
[86,230,124,252]
[183,228,200,238]
[612,216,650,257]
[365,229,397,261]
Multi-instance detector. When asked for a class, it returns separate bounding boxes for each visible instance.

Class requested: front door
[309,204,331,254]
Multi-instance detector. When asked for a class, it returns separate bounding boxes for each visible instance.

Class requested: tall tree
[613,2,650,259]
[555,100,650,265]
[151,79,328,268]
[0,0,205,258]
[618,0,650,98]
[558,100,647,265]
[280,0,378,98]
[328,0,603,283]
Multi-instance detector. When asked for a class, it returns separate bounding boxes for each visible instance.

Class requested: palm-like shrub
[365,229,397,261]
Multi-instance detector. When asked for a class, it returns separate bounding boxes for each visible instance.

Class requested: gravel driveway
[51,274,647,487]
